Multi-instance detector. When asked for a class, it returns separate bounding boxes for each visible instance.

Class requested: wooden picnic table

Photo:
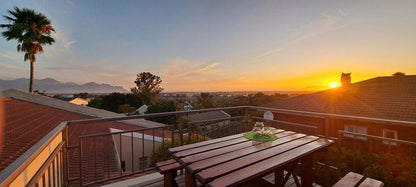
[168,129,334,187]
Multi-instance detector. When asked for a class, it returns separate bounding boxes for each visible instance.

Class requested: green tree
[145,100,180,124]
[87,93,144,113]
[195,93,215,109]
[393,72,405,77]
[131,72,163,104]
[1,7,55,93]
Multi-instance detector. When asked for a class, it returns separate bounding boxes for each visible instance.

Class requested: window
[139,156,148,170]
[383,129,398,146]
[344,124,367,140]
[344,125,355,138]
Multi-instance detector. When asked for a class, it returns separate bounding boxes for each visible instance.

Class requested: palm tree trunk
[29,61,34,93]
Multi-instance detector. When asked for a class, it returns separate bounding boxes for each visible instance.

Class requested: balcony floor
[102,171,322,187]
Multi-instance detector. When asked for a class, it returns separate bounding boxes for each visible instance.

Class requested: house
[135,104,148,115]
[0,89,166,186]
[68,97,89,106]
[263,74,416,143]
[186,110,232,138]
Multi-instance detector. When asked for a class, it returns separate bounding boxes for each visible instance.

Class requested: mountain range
[0,78,128,94]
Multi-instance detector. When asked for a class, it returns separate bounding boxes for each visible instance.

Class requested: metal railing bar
[67,177,80,182]
[188,116,244,125]
[79,137,83,185]
[79,125,169,138]
[81,167,156,186]
[66,106,250,125]
[119,133,122,175]
[252,116,318,130]
[141,132,145,171]
[131,132,134,174]
[94,136,97,183]
[152,129,155,162]
[67,145,79,149]
[252,106,416,126]
[107,135,110,180]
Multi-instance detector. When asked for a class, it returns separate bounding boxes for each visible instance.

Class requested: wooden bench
[156,159,183,187]
[333,172,384,187]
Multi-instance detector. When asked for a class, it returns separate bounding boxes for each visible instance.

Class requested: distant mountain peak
[0,78,128,94]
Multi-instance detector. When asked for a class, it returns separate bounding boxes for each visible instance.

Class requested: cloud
[258,11,350,58]
[0,52,22,63]
[0,62,25,72]
[163,59,221,79]
[43,28,76,59]
[66,0,75,6]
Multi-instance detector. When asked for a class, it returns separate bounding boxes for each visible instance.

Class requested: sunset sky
[0,0,415,92]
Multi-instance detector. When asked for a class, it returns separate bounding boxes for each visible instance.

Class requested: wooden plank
[358,177,384,187]
[187,133,309,174]
[206,138,333,187]
[175,130,291,160]
[169,133,244,153]
[194,136,320,183]
[169,129,285,153]
[158,162,182,174]
[180,131,296,165]
[156,159,177,167]
[333,172,364,187]
[173,137,252,158]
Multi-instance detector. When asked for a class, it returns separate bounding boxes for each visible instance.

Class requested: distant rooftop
[263,75,416,122]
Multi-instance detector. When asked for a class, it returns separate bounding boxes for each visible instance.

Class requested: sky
[0,0,415,92]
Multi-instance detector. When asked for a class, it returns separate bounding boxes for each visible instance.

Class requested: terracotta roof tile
[0,98,149,174]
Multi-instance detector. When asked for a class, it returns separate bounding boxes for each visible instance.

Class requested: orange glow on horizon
[329,82,339,88]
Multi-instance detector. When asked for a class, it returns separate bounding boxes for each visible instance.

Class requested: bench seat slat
[333,172,364,187]
[158,162,182,174]
[358,177,384,187]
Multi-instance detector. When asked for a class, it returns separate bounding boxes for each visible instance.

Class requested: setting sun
[329,82,339,88]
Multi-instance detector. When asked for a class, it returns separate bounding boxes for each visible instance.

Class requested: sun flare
[329,82,339,88]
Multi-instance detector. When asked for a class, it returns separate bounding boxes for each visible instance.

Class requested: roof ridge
[1,89,164,128]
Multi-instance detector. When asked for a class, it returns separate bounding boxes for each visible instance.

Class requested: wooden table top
[168,129,334,187]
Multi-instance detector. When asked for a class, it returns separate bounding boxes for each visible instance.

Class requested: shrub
[150,133,209,166]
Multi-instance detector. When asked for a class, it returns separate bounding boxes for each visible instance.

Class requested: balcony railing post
[79,137,83,186]
[63,125,69,187]
[244,107,250,131]
[177,114,184,146]
[325,117,330,138]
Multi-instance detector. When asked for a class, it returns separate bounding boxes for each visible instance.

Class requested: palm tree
[1,7,55,93]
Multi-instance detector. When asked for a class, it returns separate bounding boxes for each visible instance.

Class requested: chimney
[341,72,351,87]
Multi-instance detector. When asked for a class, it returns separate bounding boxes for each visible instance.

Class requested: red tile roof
[0,98,141,173]
[263,75,416,122]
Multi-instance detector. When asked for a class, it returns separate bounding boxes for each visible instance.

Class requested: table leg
[185,169,197,187]
[300,155,313,187]
[164,171,178,187]
[274,170,284,187]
